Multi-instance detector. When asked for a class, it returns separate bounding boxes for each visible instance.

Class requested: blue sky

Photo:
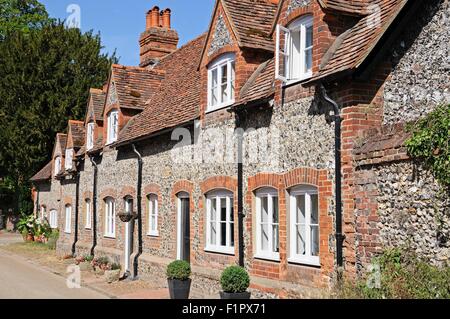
[40,0,215,66]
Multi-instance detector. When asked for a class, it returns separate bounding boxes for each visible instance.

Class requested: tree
[0,21,117,214]
[0,0,51,40]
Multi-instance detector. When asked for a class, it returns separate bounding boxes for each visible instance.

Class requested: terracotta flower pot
[26,234,34,242]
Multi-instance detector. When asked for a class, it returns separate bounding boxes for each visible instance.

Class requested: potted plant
[17,214,35,242]
[167,260,192,299]
[220,266,251,299]
[91,256,110,276]
[105,263,121,283]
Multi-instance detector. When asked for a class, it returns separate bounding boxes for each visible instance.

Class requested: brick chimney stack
[140,6,179,68]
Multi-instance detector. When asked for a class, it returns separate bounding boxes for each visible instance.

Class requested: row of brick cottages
[29,0,430,296]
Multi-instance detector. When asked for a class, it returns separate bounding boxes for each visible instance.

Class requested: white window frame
[207,53,236,113]
[289,185,320,266]
[205,190,234,255]
[64,205,72,234]
[87,122,95,150]
[147,194,159,237]
[104,198,116,238]
[65,148,73,170]
[255,188,280,261]
[85,199,92,229]
[54,156,61,176]
[49,210,58,229]
[40,206,46,220]
[107,110,119,145]
[275,15,313,83]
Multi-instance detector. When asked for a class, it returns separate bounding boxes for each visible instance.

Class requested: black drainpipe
[320,84,344,272]
[71,165,81,256]
[229,107,246,267]
[132,144,143,279]
[89,156,99,257]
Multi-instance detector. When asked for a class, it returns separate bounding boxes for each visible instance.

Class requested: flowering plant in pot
[76,255,94,271]
[167,260,191,299]
[91,256,110,275]
[220,266,251,299]
[104,263,121,283]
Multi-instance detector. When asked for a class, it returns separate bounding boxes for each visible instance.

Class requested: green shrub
[84,255,94,262]
[167,260,191,280]
[110,263,121,271]
[220,266,250,293]
[337,249,450,299]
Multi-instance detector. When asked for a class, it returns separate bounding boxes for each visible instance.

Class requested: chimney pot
[150,6,160,28]
[162,8,171,29]
[159,11,163,28]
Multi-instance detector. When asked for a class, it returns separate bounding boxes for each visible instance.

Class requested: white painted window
[276,15,313,82]
[65,148,73,170]
[85,199,92,229]
[40,206,46,220]
[289,185,320,266]
[107,110,119,144]
[147,194,159,237]
[205,190,234,255]
[49,210,58,229]
[54,156,61,176]
[207,53,235,112]
[87,122,95,150]
[64,205,72,234]
[255,188,279,261]
[104,198,115,238]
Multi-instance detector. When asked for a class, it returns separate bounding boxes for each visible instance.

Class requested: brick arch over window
[206,47,236,68]
[200,176,237,195]
[144,183,162,197]
[247,172,283,192]
[172,180,194,197]
[286,6,314,26]
[119,186,136,200]
[283,167,322,189]
[63,196,73,206]
[83,191,93,201]
[100,188,118,201]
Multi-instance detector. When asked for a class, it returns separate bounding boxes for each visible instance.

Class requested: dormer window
[87,122,94,150]
[107,110,119,144]
[207,53,235,112]
[54,156,61,176]
[65,149,73,170]
[276,15,313,83]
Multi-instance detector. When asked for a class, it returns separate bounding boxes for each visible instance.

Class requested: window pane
[306,25,313,48]
[151,215,156,231]
[311,225,319,256]
[272,196,279,224]
[230,202,234,222]
[261,196,269,223]
[211,69,218,106]
[211,199,217,221]
[311,194,319,224]
[261,223,269,251]
[221,222,227,246]
[220,198,227,222]
[272,224,279,253]
[230,222,234,247]
[290,30,301,79]
[297,195,306,224]
[296,224,306,255]
[210,222,216,245]
[221,64,228,103]
[305,48,312,73]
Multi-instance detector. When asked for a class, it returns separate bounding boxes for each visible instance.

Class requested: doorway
[176,192,190,263]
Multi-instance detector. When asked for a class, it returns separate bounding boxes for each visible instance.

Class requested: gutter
[319,84,345,273]
[131,144,143,279]
[89,155,100,256]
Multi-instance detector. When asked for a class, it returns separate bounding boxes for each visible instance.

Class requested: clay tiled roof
[318,0,369,15]
[111,65,165,111]
[87,137,104,155]
[90,88,106,121]
[239,58,275,104]
[312,0,409,82]
[30,161,52,182]
[59,134,68,154]
[68,121,85,149]
[116,34,207,146]
[221,0,278,51]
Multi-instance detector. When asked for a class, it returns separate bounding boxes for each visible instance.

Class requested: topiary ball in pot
[167,260,192,299]
[220,266,251,299]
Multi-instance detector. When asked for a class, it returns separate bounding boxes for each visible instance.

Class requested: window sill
[288,257,320,267]
[254,253,280,262]
[147,232,159,238]
[283,74,313,88]
[104,235,116,239]
[204,246,235,256]
[85,226,92,230]
[206,101,235,114]
[64,231,71,234]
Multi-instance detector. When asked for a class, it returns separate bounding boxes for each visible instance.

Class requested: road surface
[0,249,108,299]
